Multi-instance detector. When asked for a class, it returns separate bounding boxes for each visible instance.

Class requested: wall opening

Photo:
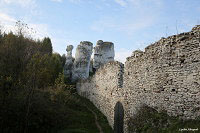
[114,101,124,133]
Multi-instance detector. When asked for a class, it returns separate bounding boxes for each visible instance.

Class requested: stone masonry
[76,25,200,133]
[77,61,124,129]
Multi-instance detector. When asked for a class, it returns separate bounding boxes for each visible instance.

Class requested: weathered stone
[76,61,124,129]
[72,41,93,82]
[131,50,143,57]
[64,45,74,79]
[89,59,93,74]
[76,25,200,133]
[93,40,115,69]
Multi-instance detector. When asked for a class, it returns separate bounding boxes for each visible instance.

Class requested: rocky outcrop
[64,40,115,82]
[76,25,200,133]
[72,41,93,82]
[89,59,94,74]
[93,40,115,70]
[64,45,74,79]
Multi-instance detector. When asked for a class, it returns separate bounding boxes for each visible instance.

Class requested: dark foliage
[128,105,200,133]
[0,22,112,133]
[0,22,65,132]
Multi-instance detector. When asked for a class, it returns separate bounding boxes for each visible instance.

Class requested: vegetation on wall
[128,105,200,133]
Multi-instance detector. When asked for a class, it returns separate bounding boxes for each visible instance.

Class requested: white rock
[93,40,115,69]
[72,41,93,82]
[64,45,74,79]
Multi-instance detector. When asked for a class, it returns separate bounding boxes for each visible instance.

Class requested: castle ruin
[64,25,200,133]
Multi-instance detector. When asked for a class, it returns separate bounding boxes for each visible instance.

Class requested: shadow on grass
[0,88,113,133]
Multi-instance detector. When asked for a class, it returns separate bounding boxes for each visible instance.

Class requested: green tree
[61,54,66,67]
[0,21,69,133]
[50,53,63,83]
[41,37,53,55]
[25,53,63,89]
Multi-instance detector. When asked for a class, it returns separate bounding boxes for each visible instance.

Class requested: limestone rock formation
[72,41,93,82]
[93,40,115,69]
[64,45,74,79]
[76,25,200,133]
[89,59,93,74]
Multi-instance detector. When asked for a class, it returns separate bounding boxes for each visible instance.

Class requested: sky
[0,0,200,62]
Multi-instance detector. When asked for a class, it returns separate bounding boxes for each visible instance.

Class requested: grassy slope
[59,93,113,133]
[0,88,113,133]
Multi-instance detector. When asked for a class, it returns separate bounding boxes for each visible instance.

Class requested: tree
[50,53,63,83]
[61,54,66,67]
[25,53,63,89]
[0,21,67,133]
[41,37,53,55]
[0,24,3,39]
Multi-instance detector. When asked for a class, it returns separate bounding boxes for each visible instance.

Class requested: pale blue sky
[0,0,199,62]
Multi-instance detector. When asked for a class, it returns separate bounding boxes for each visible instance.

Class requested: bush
[128,105,200,133]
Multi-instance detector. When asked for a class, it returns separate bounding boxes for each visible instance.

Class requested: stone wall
[76,25,200,132]
[123,25,200,131]
[76,61,124,128]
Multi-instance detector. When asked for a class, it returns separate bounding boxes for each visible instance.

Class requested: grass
[74,94,113,133]
[62,94,113,133]
[0,87,113,133]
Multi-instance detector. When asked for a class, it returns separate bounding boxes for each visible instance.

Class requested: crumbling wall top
[192,25,200,32]
[126,25,200,63]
